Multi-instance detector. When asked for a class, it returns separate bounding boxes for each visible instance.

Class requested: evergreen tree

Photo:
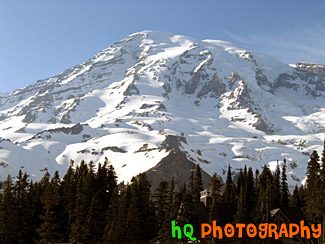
[193,164,203,202]
[305,150,322,223]
[127,173,156,244]
[321,140,325,183]
[83,189,109,244]
[210,173,222,205]
[235,166,255,224]
[255,166,274,223]
[0,175,17,244]
[188,167,195,201]
[223,164,235,204]
[104,184,131,244]
[273,161,281,208]
[298,185,306,211]
[235,169,246,223]
[37,171,64,244]
[70,161,93,244]
[158,177,177,244]
[290,185,301,208]
[177,190,194,242]
[153,179,169,229]
[84,161,117,243]
[209,173,223,221]
[15,171,39,244]
[320,141,325,224]
[281,159,289,207]
[236,168,244,201]
[167,177,177,219]
[175,183,187,210]
[103,188,120,244]
[255,169,260,189]
[60,164,77,242]
[246,167,256,221]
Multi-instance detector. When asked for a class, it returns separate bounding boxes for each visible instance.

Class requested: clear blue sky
[1,0,325,92]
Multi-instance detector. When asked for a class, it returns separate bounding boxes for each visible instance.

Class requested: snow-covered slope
[0,31,324,186]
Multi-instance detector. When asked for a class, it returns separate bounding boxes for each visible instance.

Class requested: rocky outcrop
[101,146,126,153]
[294,62,325,92]
[228,72,242,89]
[255,69,272,91]
[32,123,84,139]
[161,135,187,150]
[146,149,212,190]
[238,51,257,65]
[186,70,206,94]
[295,62,325,77]
[197,73,226,98]
[252,116,270,134]
[273,73,300,91]
[123,82,140,96]
[228,80,252,110]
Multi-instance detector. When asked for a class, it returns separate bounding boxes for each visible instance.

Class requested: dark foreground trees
[0,146,324,243]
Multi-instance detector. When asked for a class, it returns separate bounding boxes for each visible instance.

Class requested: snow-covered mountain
[0,31,324,186]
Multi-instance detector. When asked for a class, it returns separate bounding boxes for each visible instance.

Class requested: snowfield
[0,31,324,186]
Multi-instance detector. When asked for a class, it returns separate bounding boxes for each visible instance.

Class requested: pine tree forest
[0,146,324,244]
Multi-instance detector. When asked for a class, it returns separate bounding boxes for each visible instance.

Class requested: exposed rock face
[238,51,257,65]
[228,72,242,88]
[253,116,270,134]
[295,62,325,92]
[146,149,212,190]
[36,123,83,137]
[186,70,208,94]
[255,69,272,91]
[295,62,325,77]
[123,82,140,96]
[228,80,252,110]
[274,73,300,91]
[198,73,226,98]
[161,135,188,150]
[101,146,126,153]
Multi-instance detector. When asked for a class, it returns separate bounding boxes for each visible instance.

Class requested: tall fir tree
[127,173,157,244]
[210,173,222,204]
[255,166,274,223]
[104,184,131,244]
[177,190,194,242]
[0,175,17,244]
[305,150,322,223]
[153,179,169,229]
[273,161,281,208]
[37,171,64,244]
[281,159,289,207]
[84,161,117,243]
[235,169,246,223]
[298,185,306,212]
[246,167,256,221]
[70,161,94,244]
[223,164,235,204]
[15,171,39,244]
[188,167,195,201]
[60,164,77,242]
[83,189,109,244]
[320,141,325,225]
[158,177,177,244]
[290,185,301,208]
[193,164,203,202]
[235,166,255,224]
[209,173,223,221]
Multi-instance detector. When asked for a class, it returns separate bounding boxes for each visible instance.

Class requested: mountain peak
[0,31,324,187]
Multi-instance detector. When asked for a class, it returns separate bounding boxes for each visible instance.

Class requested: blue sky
[1,0,325,92]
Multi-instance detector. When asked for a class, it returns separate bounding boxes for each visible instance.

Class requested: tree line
[0,145,324,244]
